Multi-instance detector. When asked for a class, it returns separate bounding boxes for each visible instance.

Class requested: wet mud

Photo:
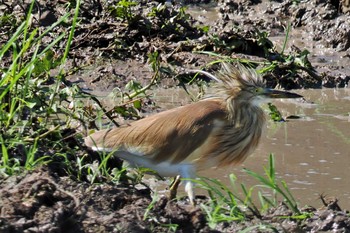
[1,0,350,232]
[1,168,350,232]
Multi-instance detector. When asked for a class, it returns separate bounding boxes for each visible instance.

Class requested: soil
[1,0,350,232]
[1,168,350,232]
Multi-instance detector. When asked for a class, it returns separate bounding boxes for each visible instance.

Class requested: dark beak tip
[268,90,303,99]
[288,93,303,99]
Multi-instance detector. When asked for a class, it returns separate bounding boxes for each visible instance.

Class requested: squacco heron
[85,63,302,205]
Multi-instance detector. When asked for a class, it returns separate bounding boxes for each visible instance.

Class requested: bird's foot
[168,175,196,206]
[168,175,181,201]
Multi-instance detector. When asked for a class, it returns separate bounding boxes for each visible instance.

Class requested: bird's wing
[85,99,227,164]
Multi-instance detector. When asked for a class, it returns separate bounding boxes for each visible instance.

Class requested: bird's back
[85,98,228,165]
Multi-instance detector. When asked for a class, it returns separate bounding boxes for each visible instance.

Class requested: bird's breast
[193,110,264,169]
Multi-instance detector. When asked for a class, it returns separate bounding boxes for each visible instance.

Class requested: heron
[84,63,302,205]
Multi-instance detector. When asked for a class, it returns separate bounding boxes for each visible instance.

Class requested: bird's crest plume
[195,63,266,100]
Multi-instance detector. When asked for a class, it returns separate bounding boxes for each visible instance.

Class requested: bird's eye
[255,88,260,93]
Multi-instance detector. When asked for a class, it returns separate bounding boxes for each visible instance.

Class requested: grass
[0,0,99,179]
[0,0,75,175]
[244,154,300,214]
[194,154,309,229]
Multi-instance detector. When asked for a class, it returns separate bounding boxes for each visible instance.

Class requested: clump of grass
[0,0,80,175]
[0,0,110,181]
[244,154,300,214]
[109,0,139,23]
[194,154,305,229]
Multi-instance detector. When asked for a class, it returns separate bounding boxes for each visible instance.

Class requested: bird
[84,63,303,205]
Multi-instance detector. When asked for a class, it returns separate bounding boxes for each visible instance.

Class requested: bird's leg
[169,175,196,205]
[184,180,195,206]
[181,164,196,205]
[168,175,181,201]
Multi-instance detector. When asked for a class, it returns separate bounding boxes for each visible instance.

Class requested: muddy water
[152,87,350,209]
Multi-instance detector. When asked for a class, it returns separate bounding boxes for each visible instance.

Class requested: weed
[280,23,291,55]
[255,30,274,57]
[0,0,82,176]
[268,103,285,122]
[193,154,304,229]
[143,192,159,221]
[109,0,139,23]
[244,154,300,214]
[0,0,163,181]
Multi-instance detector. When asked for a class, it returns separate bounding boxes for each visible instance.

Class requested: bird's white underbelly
[93,148,196,179]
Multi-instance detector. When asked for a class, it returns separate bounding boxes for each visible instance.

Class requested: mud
[1,0,350,232]
[1,168,350,232]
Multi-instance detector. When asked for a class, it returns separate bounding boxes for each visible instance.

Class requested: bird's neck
[204,100,266,168]
[228,100,266,129]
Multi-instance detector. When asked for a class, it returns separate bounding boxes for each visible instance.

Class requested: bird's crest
[219,63,265,89]
[199,63,266,100]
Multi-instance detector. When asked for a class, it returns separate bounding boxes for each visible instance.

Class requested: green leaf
[268,103,284,122]
[26,101,36,109]
[133,99,141,109]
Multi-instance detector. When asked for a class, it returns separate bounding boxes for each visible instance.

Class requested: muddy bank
[1,168,350,232]
[2,0,349,93]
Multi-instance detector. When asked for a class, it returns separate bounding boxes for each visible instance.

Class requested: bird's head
[238,85,303,107]
[207,63,303,106]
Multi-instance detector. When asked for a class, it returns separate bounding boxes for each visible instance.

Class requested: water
[220,88,350,209]
[152,87,350,209]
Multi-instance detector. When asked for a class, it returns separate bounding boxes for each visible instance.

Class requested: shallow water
[152,87,350,209]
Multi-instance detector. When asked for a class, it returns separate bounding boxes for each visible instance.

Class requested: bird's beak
[263,89,303,99]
